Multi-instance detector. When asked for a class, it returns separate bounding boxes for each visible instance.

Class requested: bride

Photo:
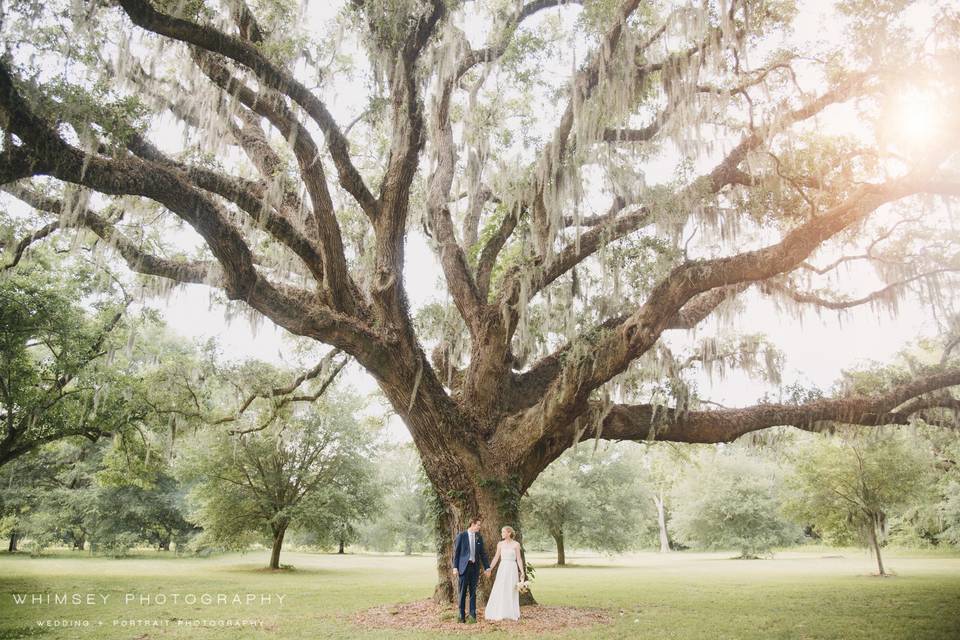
[483,526,525,621]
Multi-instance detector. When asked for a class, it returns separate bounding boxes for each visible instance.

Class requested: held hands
[484,569,492,578]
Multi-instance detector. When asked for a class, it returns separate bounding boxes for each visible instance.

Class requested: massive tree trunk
[424,444,538,606]
[654,491,671,553]
[269,522,288,570]
[552,530,566,566]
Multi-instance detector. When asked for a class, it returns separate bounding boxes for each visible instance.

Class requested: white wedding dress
[484,545,520,621]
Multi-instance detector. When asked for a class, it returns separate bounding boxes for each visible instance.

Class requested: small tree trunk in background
[404,538,413,556]
[338,537,345,554]
[654,491,671,553]
[867,520,886,576]
[552,531,566,566]
[73,536,85,551]
[159,538,170,551]
[8,532,18,552]
[269,524,287,570]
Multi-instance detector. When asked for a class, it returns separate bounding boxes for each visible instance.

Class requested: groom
[452,516,490,623]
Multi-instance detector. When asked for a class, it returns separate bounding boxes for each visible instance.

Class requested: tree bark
[428,468,538,607]
[433,504,458,604]
[654,491,671,553]
[867,518,886,576]
[269,523,287,570]
[8,532,18,552]
[338,537,345,554]
[552,531,566,566]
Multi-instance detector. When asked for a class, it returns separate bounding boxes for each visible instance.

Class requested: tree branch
[0,61,385,361]
[189,50,361,314]
[225,352,349,435]
[0,143,48,185]
[761,267,960,311]
[3,184,222,285]
[505,284,748,414]
[505,168,954,460]
[475,204,521,301]
[454,1,585,81]
[426,56,484,334]
[597,367,960,443]
[1,217,59,272]
[116,0,378,219]
[124,130,330,288]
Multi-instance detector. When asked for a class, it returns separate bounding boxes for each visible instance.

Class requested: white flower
[516,581,530,594]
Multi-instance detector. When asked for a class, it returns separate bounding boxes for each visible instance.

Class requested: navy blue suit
[452,530,489,620]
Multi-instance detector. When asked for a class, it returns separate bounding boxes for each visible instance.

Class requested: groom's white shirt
[468,531,475,562]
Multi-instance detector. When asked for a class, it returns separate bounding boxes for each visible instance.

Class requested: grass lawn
[1,546,959,639]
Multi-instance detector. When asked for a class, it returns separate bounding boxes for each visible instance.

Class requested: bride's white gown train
[484,546,520,621]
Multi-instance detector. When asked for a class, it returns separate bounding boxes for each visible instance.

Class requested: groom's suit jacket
[452,530,490,575]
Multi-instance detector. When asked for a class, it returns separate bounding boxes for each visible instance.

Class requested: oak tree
[2,0,959,600]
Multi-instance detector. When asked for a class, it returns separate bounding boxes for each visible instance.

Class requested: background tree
[12,439,103,555]
[0,443,73,552]
[293,421,383,554]
[93,433,196,552]
[783,431,935,576]
[358,444,435,555]
[2,0,960,602]
[628,442,689,552]
[523,443,646,565]
[670,448,799,558]
[175,392,378,569]
[522,449,589,566]
[7,434,194,556]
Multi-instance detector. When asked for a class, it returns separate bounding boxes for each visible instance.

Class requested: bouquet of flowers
[516,580,531,594]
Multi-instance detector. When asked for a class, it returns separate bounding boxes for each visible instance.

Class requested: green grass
[1,547,959,639]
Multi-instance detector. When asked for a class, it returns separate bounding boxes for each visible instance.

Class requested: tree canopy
[783,429,935,575]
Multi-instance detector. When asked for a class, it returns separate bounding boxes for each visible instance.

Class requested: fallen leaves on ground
[351,599,613,634]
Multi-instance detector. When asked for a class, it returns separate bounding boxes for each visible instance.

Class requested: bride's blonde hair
[501,526,516,538]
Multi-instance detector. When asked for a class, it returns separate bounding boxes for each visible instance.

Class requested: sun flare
[885,89,943,152]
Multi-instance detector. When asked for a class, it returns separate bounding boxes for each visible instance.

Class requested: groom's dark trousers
[458,560,479,620]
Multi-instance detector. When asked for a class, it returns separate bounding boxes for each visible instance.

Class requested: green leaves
[0,262,138,464]
[670,450,800,557]
[522,443,648,557]
[782,431,936,547]
[173,391,381,561]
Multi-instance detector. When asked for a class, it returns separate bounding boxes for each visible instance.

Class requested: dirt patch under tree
[352,599,615,635]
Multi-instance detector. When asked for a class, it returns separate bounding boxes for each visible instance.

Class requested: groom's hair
[469,516,482,525]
